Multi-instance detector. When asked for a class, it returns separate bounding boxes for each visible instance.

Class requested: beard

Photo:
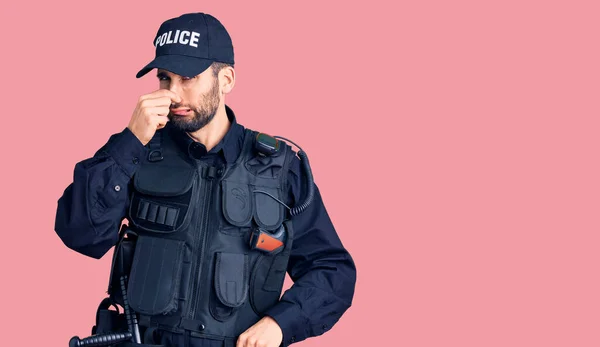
[168,78,220,132]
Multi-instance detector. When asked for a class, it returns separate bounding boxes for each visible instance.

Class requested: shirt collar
[168,104,245,163]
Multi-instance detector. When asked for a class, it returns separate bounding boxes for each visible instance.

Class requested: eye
[157,75,169,81]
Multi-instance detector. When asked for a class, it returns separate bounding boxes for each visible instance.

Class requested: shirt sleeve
[264,155,357,346]
[54,127,147,259]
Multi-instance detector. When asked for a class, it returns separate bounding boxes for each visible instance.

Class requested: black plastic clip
[148,149,164,162]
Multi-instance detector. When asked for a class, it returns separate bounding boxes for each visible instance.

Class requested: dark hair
[211,61,234,77]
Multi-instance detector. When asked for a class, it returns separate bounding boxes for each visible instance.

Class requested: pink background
[1,0,599,346]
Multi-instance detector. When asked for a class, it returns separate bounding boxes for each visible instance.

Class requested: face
[157,67,221,132]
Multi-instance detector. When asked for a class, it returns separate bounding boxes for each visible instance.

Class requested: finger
[236,333,246,347]
[154,115,169,130]
[155,115,169,125]
[149,89,182,103]
[145,106,171,117]
[141,96,176,108]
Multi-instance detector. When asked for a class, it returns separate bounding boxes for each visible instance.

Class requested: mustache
[170,103,192,109]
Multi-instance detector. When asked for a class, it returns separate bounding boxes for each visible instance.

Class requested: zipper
[188,164,215,319]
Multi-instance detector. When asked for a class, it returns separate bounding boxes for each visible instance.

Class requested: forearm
[54,127,147,259]
[267,249,356,345]
[265,184,357,345]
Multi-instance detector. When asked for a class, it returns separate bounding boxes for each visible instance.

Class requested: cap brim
[136,55,214,78]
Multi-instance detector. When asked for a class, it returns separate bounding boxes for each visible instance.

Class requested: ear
[220,66,235,94]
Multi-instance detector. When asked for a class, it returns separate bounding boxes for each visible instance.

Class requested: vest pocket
[253,186,284,231]
[127,236,185,316]
[129,167,196,234]
[249,220,294,315]
[210,252,249,321]
[219,179,285,235]
[221,181,254,228]
[249,254,287,315]
[108,229,136,308]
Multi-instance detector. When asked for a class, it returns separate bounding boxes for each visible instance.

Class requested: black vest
[113,126,296,341]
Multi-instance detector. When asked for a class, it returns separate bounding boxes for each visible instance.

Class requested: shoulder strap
[235,128,257,165]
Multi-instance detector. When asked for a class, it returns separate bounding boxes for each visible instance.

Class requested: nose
[167,83,181,96]
[160,78,182,96]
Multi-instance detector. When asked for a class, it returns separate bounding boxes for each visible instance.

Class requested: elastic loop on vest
[147,131,163,162]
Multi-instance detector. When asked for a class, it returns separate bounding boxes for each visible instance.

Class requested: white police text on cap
[155,30,201,48]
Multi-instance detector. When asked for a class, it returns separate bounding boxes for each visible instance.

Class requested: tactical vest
[109,125,296,344]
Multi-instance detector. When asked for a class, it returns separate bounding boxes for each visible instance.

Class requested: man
[55,12,356,347]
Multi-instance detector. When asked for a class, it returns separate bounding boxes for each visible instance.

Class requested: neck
[186,104,230,152]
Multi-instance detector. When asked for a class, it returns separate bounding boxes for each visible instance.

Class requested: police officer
[55,12,356,347]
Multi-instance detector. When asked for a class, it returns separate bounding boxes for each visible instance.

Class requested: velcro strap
[179,318,206,332]
[138,315,207,333]
[201,166,218,179]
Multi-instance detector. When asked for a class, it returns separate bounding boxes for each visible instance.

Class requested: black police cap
[136,13,234,78]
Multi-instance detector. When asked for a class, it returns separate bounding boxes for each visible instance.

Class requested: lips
[171,108,191,116]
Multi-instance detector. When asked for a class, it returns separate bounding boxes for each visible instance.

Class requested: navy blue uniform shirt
[55,105,356,346]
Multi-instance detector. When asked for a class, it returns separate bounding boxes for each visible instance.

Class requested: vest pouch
[250,220,294,314]
[221,180,254,228]
[220,179,285,233]
[92,298,127,335]
[108,229,137,307]
[127,236,185,316]
[249,254,288,314]
[210,252,249,321]
[253,185,285,231]
[129,165,196,233]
